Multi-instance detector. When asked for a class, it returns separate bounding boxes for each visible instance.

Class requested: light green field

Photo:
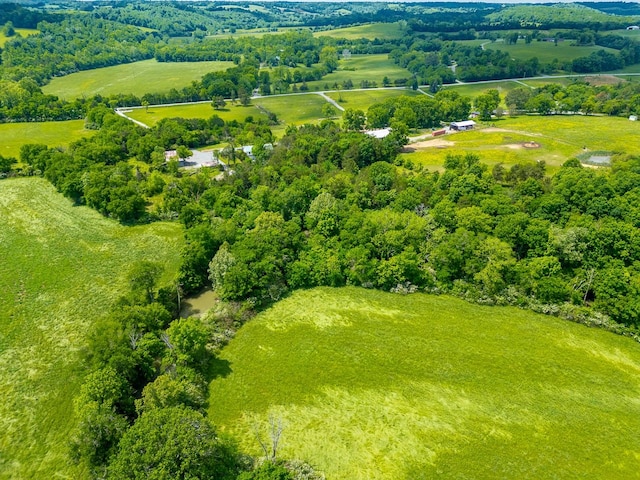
[0,28,38,47]
[208,287,640,480]
[126,94,333,138]
[485,40,618,63]
[314,22,405,40]
[609,28,640,39]
[326,88,420,111]
[207,26,303,39]
[519,77,584,88]
[42,59,234,99]
[442,81,525,107]
[253,94,329,126]
[0,120,92,159]
[126,103,266,127]
[305,55,412,91]
[0,178,182,479]
[402,115,640,172]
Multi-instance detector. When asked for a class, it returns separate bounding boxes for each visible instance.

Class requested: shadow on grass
[207,356,232,381]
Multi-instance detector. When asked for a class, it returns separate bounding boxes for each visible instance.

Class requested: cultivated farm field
[0,178,182,479]
[208,287,640,480]
[42,59,234,99]
[0,120,91,159]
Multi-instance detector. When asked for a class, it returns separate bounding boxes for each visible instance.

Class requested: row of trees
[71,258,323,479]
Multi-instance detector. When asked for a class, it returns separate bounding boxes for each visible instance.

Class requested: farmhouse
[450,120,476,131]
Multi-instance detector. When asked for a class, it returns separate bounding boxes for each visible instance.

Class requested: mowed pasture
[402,114,640,173]
[326,88,421,111]
[442,80,525,107]
[483,40,619,63]
[253,93,328,125]
[0,178,182,479]
[208,287,640,480]
[0,120,91,159]
[314,22,406,40]
[305,54,412,91]
[42,59,234,99]
[126,102,267,127]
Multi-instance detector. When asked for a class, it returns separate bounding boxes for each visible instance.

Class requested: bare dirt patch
[583,75,624,86]
[405,139,455,152]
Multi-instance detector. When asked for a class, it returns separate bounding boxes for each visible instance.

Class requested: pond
[180,289,217,318]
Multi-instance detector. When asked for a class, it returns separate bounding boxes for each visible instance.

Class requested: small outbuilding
[365,128,391,139]
[450,120,476,131]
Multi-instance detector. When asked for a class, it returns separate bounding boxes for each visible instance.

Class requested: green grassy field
[42,59,234,99]
[326,88,421,111]
[0,28,38,47]
[253,94,328,126]
[314,22,406,40]
[126,94,333,138]
[305,55,412,91]
[402,114,640,173]
[126,102,266,127]
[0,178,182,479]
[442,81,525,106]
[208,287,640,480]
[0,120,92,159]
[484,40,618,63]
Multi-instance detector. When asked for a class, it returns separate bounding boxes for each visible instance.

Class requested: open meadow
[305,54,413,91]
[125,102,266,127]
[326,88,421,111]
[402,114,640,172]
[441,80,524,107]
[0,120,91,159]
[42,59,234,99]
[0,28,38,47]
[313,22,406,40]
[253,93,328,126]
[484,39,618,63]
[208,287,640,480]
[0,178,182,479]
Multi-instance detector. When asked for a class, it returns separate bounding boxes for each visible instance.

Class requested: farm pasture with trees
[2,1,640,478]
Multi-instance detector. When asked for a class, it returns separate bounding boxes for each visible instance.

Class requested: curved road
[115,72,640,128]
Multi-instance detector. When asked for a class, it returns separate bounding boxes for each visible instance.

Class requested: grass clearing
[208,287,640,480]
[0,28,38,47]
[0,178,182,479]
[305,54,412,91]
[326,88,420,111]
[42,59,234,99]
[442,81,525,106]
[402,115,640,173]
[314,22,406,40]
[126,102,266,127]
[0,120,92,159]
[253,93,329,126]
[484,40,618,63]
